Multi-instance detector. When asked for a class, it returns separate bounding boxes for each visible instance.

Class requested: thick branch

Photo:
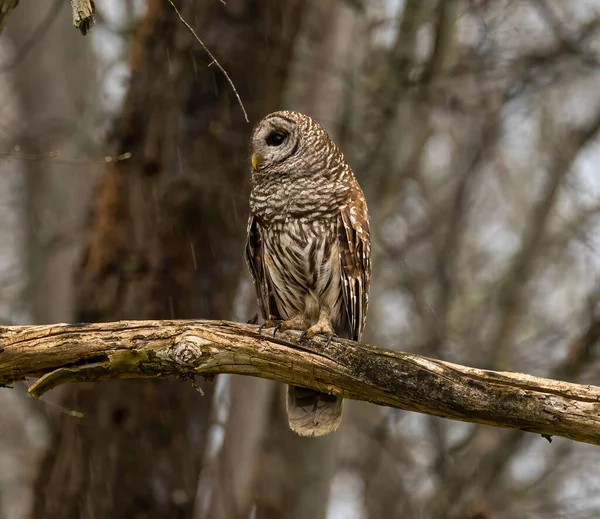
[1,319,599,446]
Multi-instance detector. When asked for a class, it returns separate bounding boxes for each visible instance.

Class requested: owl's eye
[266,130,287,146]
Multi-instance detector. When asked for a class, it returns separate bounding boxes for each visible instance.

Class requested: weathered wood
[70,0,95,35]
[1,319,599,446]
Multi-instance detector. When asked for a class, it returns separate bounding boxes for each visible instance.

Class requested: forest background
[1,1,600,518]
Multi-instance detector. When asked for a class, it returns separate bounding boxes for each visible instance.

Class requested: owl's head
[250,111,332,176]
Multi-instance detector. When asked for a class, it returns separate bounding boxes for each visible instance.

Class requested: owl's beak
[251,153,261,171]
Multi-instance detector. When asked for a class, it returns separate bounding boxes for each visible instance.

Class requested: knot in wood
[172,336,208,365]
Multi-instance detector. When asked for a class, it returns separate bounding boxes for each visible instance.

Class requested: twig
[490,107,600,366]
[166,0,249,123]
[71,0,96,35]
[0,149,132,165]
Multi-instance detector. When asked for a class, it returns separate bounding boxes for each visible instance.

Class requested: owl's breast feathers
[249,163,351,224]
[246,175,370,341]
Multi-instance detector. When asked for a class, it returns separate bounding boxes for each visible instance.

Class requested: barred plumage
[245,110,371,436]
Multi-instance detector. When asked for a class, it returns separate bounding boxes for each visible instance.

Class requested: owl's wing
[245,214,280,321]
[338,187,371,342]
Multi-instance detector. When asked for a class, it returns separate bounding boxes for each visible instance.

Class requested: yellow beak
[251,153,260,171]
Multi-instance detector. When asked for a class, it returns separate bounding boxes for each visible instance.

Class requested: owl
[245,111,371,437]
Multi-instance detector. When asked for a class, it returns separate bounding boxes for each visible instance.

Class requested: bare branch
[70,0,95,35]
[490,108,600,364]
[2,320,600,446]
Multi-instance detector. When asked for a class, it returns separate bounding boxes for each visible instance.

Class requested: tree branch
[70,0,95,35]
[1,319,600,445]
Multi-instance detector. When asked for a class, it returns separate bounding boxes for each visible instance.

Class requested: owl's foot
[260,316,307,336]
[259,319,280,334]
[277,316,309,335]
[301,314,336,342]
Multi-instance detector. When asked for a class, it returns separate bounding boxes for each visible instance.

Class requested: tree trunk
[32,1,305,517]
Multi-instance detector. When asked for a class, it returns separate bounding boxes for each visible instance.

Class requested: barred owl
[245,111,371,437]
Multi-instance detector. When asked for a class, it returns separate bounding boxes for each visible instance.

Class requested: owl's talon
[272,316,309,335]
[299,331,308,342]
[303,311,337,341]
[259,319,281,334]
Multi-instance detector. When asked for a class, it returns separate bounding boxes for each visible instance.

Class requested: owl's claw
[303,320,336,341]
[298,330,334,344]
[259,319,281,334]
[260,317,307,336]
[304,332,336,345]
[300,329,335,345]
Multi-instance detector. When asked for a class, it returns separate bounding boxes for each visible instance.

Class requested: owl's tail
[286,385,343,437]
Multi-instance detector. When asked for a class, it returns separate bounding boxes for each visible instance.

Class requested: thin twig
[0,149,132,166]
[166,0,249,123]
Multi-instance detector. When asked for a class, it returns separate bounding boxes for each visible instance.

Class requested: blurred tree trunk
[253,391,338,519]
[1,2,97,516]
[31,1,305,518]
[195,375,276,519]
[192,1,307,517]
[5,0,98,325]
